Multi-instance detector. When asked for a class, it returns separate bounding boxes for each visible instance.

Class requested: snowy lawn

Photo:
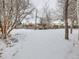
[0,29,78,59]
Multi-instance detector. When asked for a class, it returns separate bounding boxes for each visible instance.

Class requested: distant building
[51,20,64,25]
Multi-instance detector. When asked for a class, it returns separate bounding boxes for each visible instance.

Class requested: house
[51,20,64,25]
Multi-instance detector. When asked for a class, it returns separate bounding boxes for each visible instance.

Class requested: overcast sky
[31,0,58,10]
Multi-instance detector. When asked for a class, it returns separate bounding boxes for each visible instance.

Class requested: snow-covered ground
[0,29,79,59]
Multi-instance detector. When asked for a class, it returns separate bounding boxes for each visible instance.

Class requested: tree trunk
[35,9,37,29]
[1,0,7,39]
[64,0,69,40]
[70,19,74,34]
[2,16,8,39]
[77,0,79,40]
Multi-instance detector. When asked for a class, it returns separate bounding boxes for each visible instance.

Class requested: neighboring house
[51,20,64,25]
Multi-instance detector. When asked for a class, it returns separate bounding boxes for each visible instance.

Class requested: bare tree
[68,0,77,34]
[77,0,79,40]
[0,0,34,39]
[64,0,69,40]
[58,0,69,40]
[40,2,52,29]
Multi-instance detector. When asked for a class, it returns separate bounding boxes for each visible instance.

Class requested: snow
[0,29,79,59]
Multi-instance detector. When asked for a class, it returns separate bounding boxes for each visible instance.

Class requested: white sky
[31,0,58,10]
